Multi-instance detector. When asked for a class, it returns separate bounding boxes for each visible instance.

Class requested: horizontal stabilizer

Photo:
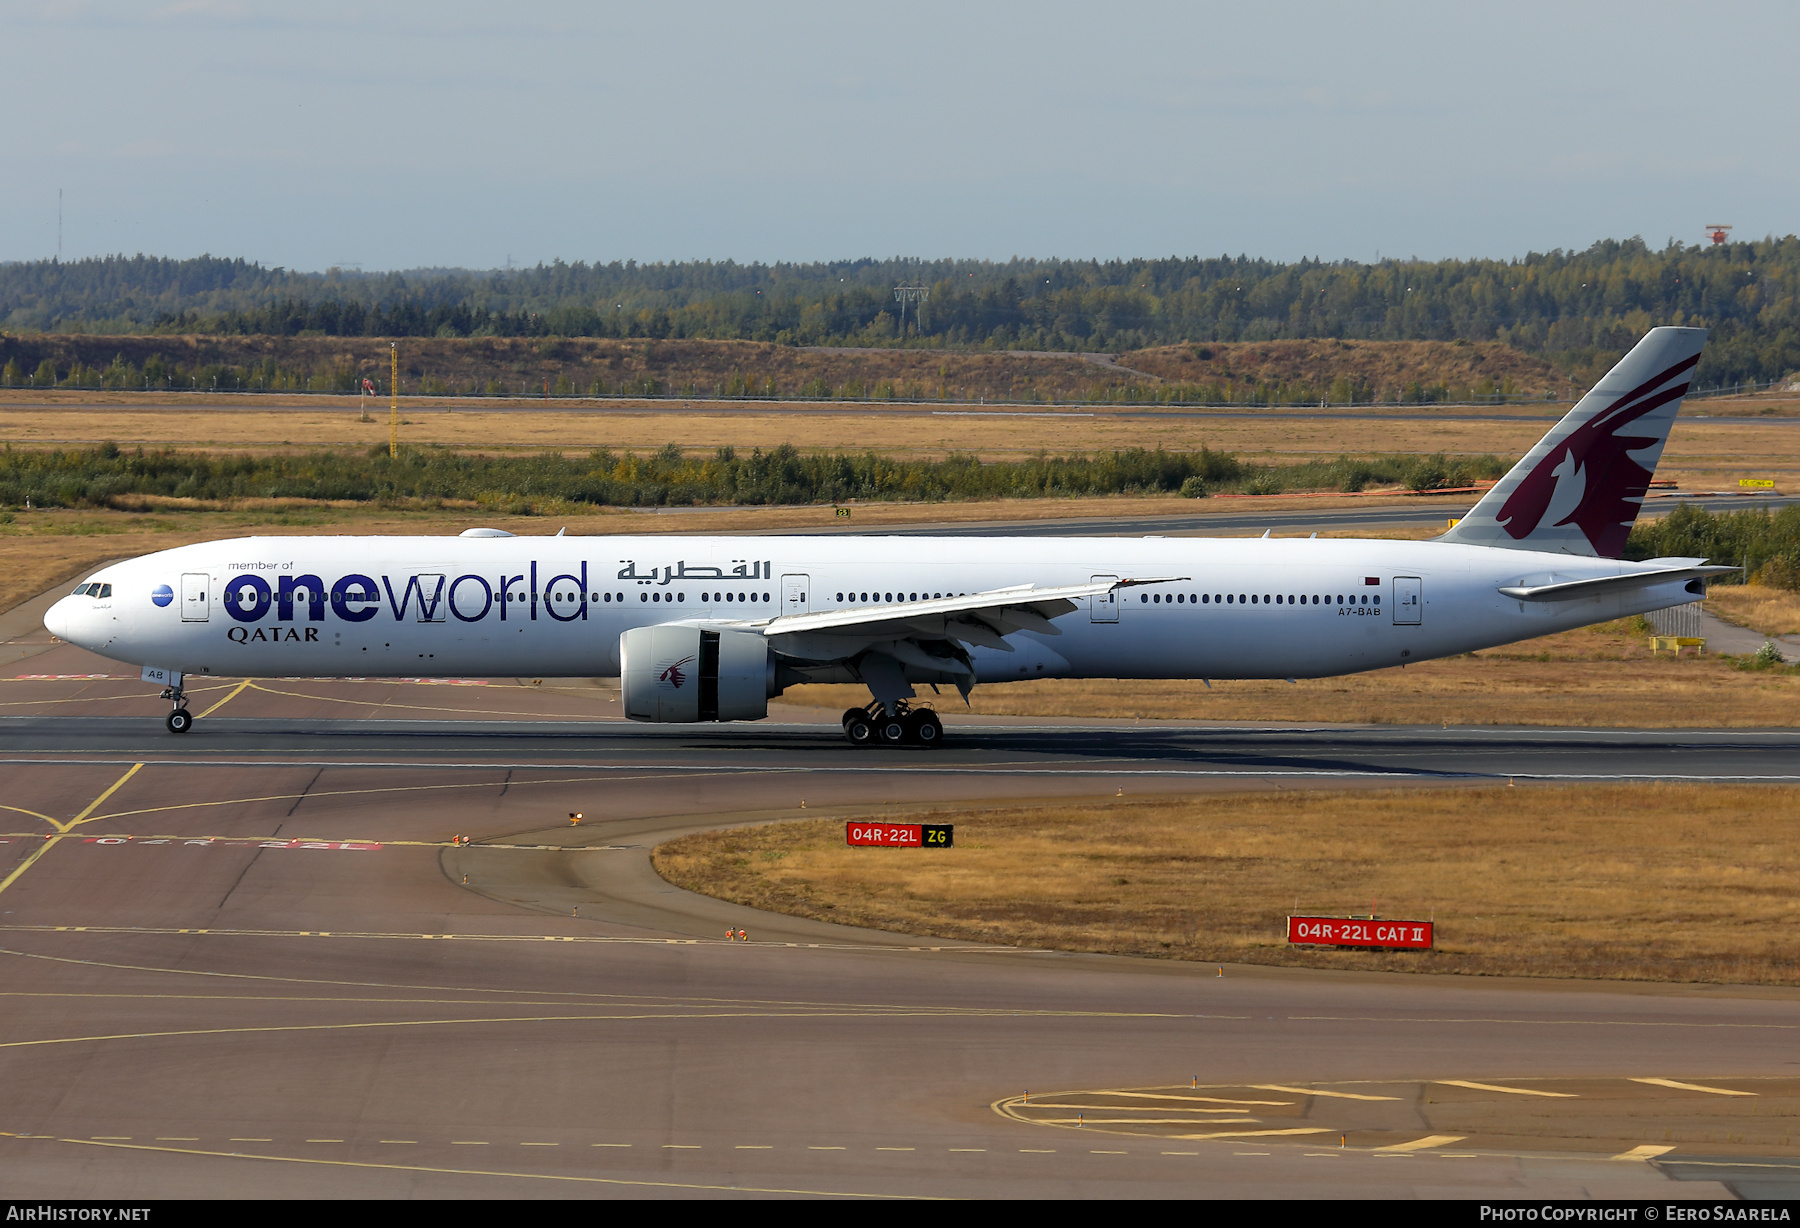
[1497,564,1737,603]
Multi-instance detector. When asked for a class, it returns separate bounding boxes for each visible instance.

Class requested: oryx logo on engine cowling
[658,655,696,689]
[1495,354,1698,558]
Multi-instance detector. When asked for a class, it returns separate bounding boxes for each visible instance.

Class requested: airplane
[44,326,1729,746]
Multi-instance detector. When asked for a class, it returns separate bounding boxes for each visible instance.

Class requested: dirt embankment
[2,333,1573,403]
[1117,338,1572,399]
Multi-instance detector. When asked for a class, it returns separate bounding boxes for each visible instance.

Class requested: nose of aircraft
[43,596,74,641]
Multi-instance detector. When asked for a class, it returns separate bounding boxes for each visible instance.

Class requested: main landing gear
[162,686,193,735]
[841,701,943,748]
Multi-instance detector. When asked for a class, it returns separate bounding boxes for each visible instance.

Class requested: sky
[6,0,1798,271]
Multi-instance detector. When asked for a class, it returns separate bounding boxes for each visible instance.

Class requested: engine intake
[620,625,771,722]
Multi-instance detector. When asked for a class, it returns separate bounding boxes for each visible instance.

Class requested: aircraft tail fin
[1438,326,1707,558]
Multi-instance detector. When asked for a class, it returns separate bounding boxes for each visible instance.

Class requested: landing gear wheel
[910,710,943,747]
[841,707,868,730]
[166,708,193,734]
[844,714,875,746]
[878,716,908,745]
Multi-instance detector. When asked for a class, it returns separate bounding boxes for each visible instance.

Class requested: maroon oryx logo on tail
[658,655,696,689]
[1495,354,1698,558]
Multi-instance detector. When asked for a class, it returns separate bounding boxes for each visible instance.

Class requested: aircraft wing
[760,577,1185,648]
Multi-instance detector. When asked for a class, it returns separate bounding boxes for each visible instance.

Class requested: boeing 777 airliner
[45,327,1728,745]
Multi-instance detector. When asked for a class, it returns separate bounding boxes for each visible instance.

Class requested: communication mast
[1705,224,1733,246]
[894,285,929,336]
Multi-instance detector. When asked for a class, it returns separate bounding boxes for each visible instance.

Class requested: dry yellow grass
[3,392,1792,493]
[652,784,1800,984]
[1708,584,1800,637]
[778,619,1800,727]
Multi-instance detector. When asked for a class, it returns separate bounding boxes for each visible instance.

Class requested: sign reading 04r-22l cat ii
[1287,916,1433,949]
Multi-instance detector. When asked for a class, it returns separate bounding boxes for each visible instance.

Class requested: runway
[2,644,1798,1197]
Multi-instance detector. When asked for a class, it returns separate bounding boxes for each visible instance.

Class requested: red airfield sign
[1287,916,1433,949]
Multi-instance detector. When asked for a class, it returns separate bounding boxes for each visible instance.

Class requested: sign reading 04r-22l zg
[846,823,954,848]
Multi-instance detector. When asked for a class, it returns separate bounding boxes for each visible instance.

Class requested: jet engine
[620,625,774,722]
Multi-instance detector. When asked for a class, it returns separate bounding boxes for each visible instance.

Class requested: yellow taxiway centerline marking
[1014,1103,1258,1113]
[0,763,143,894]
[1033,1117,1261,1126]
[1629,1077,1756,1096]
[1176,1128,1332,1140]
[1081,1090,1293,1106]
[1613,1144,1678,1161]
[1434,1080,1577,1098]
[0,835,66,896]
[85,768,723,827]
[1373,1135,1467,1153]
[1250,1085,1400,1101]
[42,1137,930,1198]
[194,680,252,720]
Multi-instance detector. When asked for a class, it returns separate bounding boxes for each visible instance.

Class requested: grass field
[651,783,1800,985]
[3,389,1794,494]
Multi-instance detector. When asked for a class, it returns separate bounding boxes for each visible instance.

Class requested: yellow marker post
[389,343,399,458]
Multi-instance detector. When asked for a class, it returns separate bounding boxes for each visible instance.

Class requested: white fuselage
[46,533,1695,688]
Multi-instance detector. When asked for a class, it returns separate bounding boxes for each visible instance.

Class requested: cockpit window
[98,584,112,598]
[74,582,113,598]
[73,583,91,596]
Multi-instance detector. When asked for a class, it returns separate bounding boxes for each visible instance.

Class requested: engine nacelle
[620,625,771,723]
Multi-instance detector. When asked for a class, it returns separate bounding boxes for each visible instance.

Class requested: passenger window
[1202,594,1209,604]
[1374,595,1381,605]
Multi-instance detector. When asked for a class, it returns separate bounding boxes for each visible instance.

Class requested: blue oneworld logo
[151,584,174,608]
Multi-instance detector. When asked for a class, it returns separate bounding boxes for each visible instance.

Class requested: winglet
[1438,327,1707,558]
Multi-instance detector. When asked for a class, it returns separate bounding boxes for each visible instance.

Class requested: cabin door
[181,573,210,622]
[1090,575,1119,623]
[1393,576,1422,625]
[781,574,810,616]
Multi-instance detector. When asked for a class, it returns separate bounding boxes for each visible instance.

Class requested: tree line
[4,238,1798,386]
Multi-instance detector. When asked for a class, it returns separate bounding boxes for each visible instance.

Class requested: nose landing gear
[161,686,193,735]
[841,701,942,747]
